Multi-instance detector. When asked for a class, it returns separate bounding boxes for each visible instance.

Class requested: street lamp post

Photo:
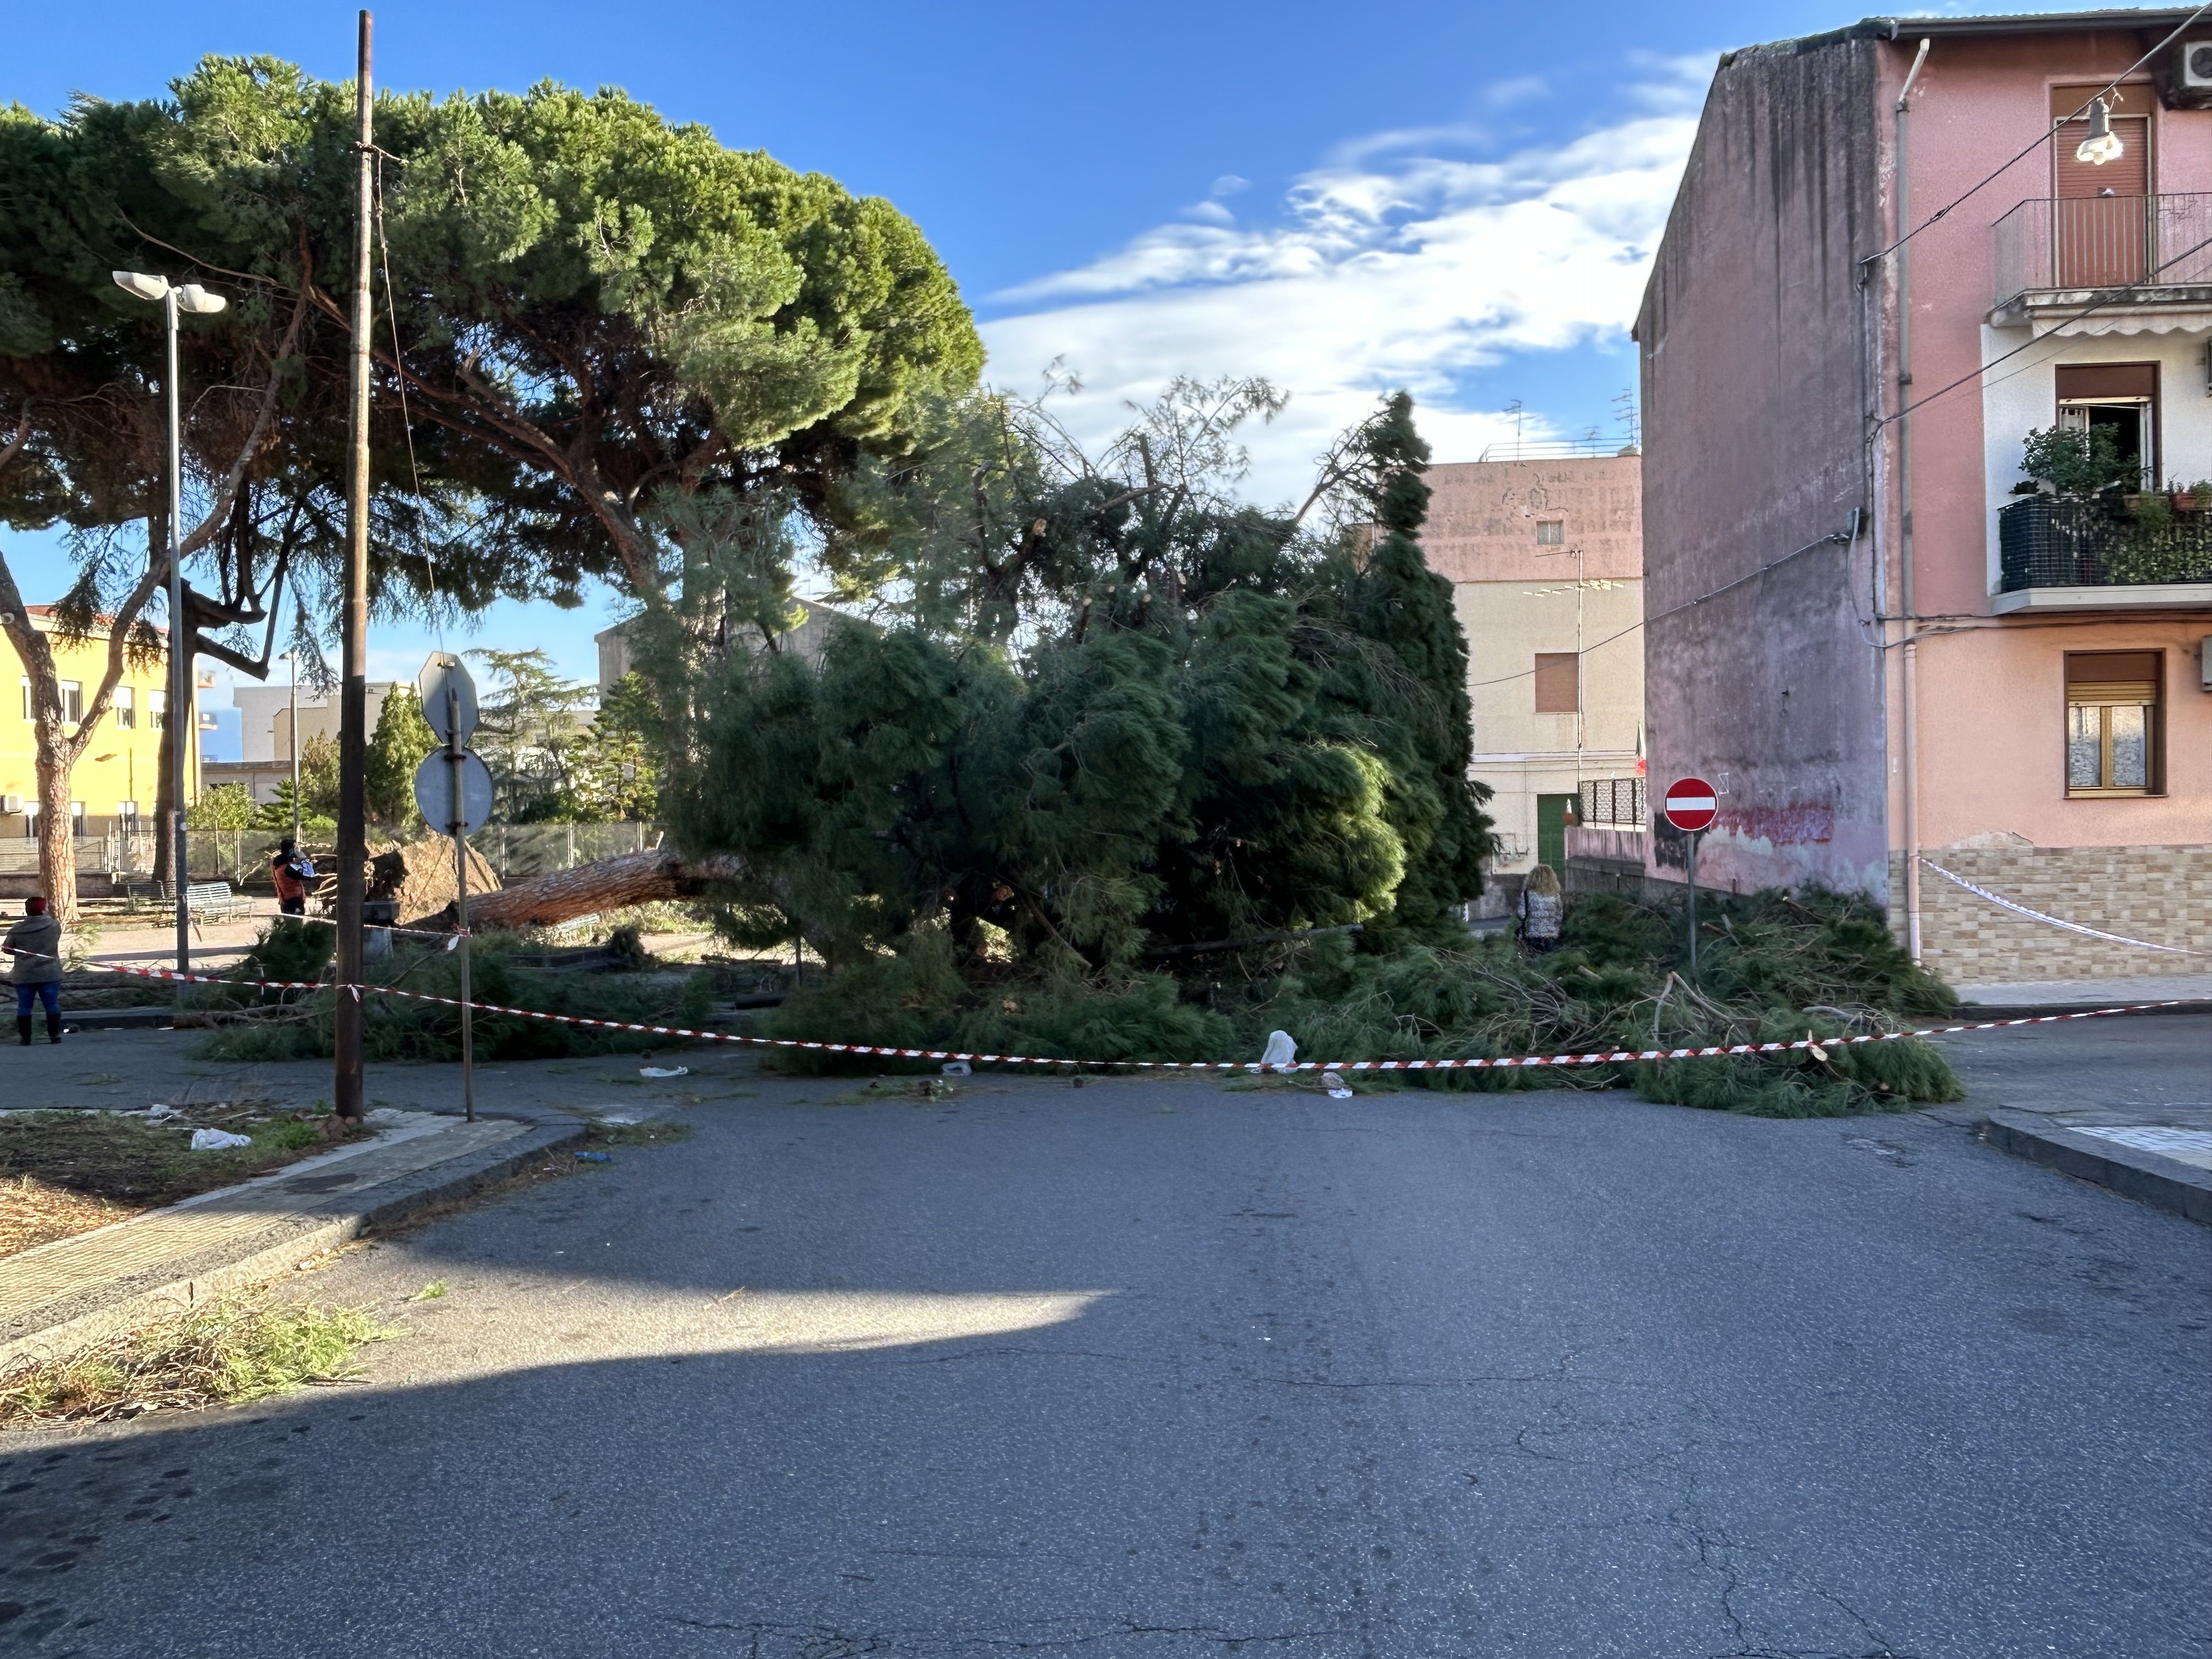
[112,271,225,978]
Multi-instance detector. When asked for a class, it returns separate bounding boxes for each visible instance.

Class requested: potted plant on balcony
[2019,425,2134,498]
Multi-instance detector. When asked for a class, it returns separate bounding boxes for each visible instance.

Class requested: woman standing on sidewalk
[5,895,63,1045]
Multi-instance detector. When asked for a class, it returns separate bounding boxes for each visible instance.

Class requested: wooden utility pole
[333,9,374,1125]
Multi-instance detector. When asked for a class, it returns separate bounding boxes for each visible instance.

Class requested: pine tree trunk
[153,698,177,892]
[460,849,699,932]
[32,717,79,928]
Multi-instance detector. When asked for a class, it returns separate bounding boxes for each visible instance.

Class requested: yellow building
[3,606,200,843]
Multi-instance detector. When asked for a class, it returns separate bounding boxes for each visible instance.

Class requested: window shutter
[1533,653,1579,714]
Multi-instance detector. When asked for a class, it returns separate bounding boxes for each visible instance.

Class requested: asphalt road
[4,1042,2209,1657]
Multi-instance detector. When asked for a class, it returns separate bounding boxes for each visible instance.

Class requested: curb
[1955,1001,2211,1021]
[0,1120,589,1379]
[1983,1110,2212,1227]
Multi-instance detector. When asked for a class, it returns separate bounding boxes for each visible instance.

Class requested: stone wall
[1893,844,2212,985]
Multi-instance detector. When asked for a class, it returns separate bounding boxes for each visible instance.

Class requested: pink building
[1639,8,2212,986]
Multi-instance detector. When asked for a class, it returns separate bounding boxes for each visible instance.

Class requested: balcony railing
[1997,494,2212,592]
[1990,193,2212,311]
[1577,776,1645,829]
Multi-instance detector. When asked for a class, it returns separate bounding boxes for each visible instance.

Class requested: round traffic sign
[1662,776,1718,834]
[414,749,495,837]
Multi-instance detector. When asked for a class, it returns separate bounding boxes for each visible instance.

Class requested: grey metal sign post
[1662,777,1718,980]
[416,653,489,1120]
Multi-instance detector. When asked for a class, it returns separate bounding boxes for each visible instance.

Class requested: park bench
[171,881,251,923]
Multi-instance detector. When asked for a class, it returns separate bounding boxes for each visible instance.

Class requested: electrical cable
[1876,219,2212,431]
[372,152,445,653]
[1464,528,1851,690]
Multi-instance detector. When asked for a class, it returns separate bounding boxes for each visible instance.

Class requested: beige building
[213,681,403,804]
[1421,449,1645,905]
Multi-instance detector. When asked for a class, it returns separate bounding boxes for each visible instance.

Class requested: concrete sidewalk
[1929,1005,2212,1225]
[0,1112,590,1375]
[0,1029,771,1374]
[1953,971,2212,1014]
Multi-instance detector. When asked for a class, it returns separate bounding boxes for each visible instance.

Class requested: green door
[1536,793,1575,872]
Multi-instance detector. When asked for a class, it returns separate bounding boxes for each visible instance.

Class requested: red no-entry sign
[1662,776,1718,833]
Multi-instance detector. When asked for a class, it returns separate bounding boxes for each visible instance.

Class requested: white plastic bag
[1260,1030,1297,1071]
[1322,1069,1353,1099]
[639,1066,690,1079]
[941,1060,971,1077]
[189,1128,253,1151]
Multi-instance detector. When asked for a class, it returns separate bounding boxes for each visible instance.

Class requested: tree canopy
[639,381,1493,977]
[1,56,984,646]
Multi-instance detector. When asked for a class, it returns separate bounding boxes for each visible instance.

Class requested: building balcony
[1994,494,2212,613]
[1989,194,2212,332]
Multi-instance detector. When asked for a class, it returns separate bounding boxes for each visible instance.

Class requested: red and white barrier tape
[70,956,2212,1073]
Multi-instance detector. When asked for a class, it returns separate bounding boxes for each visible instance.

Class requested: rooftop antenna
[1613,388,1640,451]
[1505,398,1526,455]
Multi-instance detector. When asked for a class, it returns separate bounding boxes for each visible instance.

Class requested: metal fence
[1998,495,2212,591]
[5,823,662,886]
[1991,191,2212,308]
[1577,777,1645,830]
[0,833,152,877]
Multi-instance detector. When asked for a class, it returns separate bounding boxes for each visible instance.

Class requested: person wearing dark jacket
[5,895,64,1045]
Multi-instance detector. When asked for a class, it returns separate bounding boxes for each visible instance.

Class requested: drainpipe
[1894,36,1931,963]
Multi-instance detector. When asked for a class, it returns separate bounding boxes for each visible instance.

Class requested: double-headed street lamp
[112,270,226,976]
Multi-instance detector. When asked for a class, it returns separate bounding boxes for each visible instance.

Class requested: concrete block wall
[1892,844,2212,985]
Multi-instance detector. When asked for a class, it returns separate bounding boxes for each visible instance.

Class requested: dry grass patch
[0,1175,139,1257]
[0,1294,396,1429]
[0,1108,366,1261]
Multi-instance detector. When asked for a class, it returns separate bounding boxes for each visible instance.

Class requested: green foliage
[365,687,439,827]
[2,55,981,683]
[1244,885,1962,1115]
[760,885,1964,1119]
[250,732,340,831]
[761,932,1237,1074]
[652,383,1493,979]
[236,916,334,996]
[193,935,715,1064]
[2020,424,2135,495]
[470,648,591,822]
[0,1294,392,1425]
[571,674,660,821]
[186,783,256,830]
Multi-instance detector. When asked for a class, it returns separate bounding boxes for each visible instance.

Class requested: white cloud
[980,66,1707,503]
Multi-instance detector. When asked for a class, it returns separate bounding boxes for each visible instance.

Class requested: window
[2066,651,2161,795]
[115,686,134,729]
[149,690,167,731]
[70,802,84,836]
[1533,652,1580,714]
[117,800,138,832]
[2056,363,2158,488]
[17,680,86,723]
[1534,520,1565,545]
[2052,83,2152,287]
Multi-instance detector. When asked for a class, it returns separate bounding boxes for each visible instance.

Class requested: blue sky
[4,0,2067,725]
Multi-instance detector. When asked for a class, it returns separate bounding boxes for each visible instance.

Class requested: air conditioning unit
[2160,43,2212,106]
[2,794,22,814]
[2185,42,2212,89]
